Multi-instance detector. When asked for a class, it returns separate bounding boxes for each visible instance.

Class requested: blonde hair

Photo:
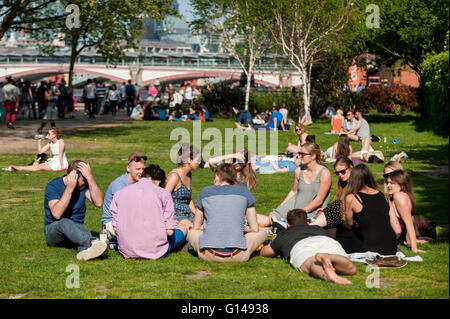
[337,109,343,116]
[301,142,322,164]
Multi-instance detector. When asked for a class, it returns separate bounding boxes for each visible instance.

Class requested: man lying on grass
[44,160,107,261]
[260,209,357,284]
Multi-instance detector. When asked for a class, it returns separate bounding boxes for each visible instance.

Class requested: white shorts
[360,147,375,160]
[46,157,68,171]
[289,236,347,270]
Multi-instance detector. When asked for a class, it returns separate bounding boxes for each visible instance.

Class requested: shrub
[356,85,420,114]
[250,89,303,120]
[419,51,449,137]
[196,82,245,116]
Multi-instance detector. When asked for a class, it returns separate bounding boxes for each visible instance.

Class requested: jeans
[45,218,93,252]
[125,98,134,117]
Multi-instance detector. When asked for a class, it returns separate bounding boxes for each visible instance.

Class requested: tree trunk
[244,71,252,110]
[300,72,311,123]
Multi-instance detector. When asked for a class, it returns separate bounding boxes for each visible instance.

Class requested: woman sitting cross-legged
[258,142,332,226]
[338,164,398,255]
[4,127,68,172]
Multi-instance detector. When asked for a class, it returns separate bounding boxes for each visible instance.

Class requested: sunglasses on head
[383,169,402,179]
[128,156,147,165]
[334,168,347,176]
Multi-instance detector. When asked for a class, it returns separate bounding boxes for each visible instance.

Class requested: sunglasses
[334,168,347,176]
[383,169,402,179]
[128,156,147,165]
[298,152,311,157]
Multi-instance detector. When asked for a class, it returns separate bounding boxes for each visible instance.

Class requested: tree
[0,0,67,39]
[259,0,357,121]
[190,0,271,110]
[362,0,449,77]
[32,0,174,87]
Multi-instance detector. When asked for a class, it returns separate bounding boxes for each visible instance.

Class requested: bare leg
[314,253,354,284]
[310,213,327,227]
[10,163,53,172]
[347,133,360,142]
[256,213,273,227]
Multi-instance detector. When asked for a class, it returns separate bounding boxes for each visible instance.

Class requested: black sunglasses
[334,168,347,176]
[128,156,147,165]
[298,152,311,157]
[383,169,402,179]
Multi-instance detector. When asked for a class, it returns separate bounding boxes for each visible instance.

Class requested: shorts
[46,157,68,171]
[289,235,347,270]
[360,148,374,160]
[163,229,185,257]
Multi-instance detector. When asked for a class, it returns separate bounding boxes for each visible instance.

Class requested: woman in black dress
[339,164,398,255]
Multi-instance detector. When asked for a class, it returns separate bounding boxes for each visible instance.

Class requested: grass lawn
[0,112,448,299]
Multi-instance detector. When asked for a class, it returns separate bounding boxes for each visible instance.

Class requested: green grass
[0,112,448,299]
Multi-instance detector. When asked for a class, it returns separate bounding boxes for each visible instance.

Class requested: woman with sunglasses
[208,148,258,191]
[384,168,425,253]
[259,143,332,226]
[165,143,201,226]
[286,123,308,154]
[310,157,354,228]
[339,164,398,255]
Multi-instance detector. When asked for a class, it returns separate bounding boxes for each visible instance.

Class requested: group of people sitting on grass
[38,136,433,285]
[129,101,210,122]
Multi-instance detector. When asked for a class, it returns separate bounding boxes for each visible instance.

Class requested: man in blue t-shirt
[186,163,268,262]
[44,160,106,261]
[267,106,285,131]
[102,152,146,247]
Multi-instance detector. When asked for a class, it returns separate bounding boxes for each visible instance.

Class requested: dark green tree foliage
[363,0,449,76]
[419,51,449,137]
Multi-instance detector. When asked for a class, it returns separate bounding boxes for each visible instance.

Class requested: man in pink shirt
[110,166,189,259]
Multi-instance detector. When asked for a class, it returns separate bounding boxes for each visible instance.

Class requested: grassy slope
[0,113,448,299]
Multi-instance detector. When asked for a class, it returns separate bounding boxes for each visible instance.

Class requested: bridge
[0,51,302,87]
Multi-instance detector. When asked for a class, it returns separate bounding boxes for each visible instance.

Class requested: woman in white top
[6,127,68,172]
[107,84,120,116]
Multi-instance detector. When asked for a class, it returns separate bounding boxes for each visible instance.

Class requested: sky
[178,0,194,21]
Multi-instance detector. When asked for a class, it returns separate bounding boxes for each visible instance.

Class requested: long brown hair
[301,142,322,164]
[336,134,350,159]
[342,164,378,214]
[236,148,258,191]
[333,157,354,201]
[386,170,416,215]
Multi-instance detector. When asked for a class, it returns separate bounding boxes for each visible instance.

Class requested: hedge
[420,51,449,137]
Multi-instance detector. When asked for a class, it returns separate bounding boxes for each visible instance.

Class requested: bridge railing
[0,54,295,71]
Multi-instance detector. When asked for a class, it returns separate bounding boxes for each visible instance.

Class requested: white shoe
[2,166,12,171]
[76,240,108,261]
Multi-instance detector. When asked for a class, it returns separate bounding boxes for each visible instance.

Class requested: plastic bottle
[100,224,107,241]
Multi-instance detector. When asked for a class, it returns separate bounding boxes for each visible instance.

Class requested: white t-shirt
[185,86,193,100]
[130,105,143,119]
[108,90,120,101]
[2,84,17,101]
[174,92,183,105]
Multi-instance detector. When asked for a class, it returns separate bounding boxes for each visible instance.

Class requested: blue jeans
[44,219,94,252]
[126,98,134,116]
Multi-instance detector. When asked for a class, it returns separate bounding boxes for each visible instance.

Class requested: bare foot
[315,253,352,285]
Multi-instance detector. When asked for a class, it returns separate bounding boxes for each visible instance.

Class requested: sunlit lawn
[0,112,448,299]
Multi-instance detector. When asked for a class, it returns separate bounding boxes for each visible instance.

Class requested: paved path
[0,106,132,154]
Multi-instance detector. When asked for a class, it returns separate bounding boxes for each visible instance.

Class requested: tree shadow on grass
[70,125,140,139]
[409,171,449,244]
[404,144,449,166]
[364,113,418,124]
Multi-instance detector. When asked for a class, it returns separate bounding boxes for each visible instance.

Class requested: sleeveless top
[50,139,66,158]
[332,117,343,131]
[353,192,397,255]
[169,172,192,220]
[273,166,331,220]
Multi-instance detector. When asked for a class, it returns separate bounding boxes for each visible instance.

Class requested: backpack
[126,84,135,98]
